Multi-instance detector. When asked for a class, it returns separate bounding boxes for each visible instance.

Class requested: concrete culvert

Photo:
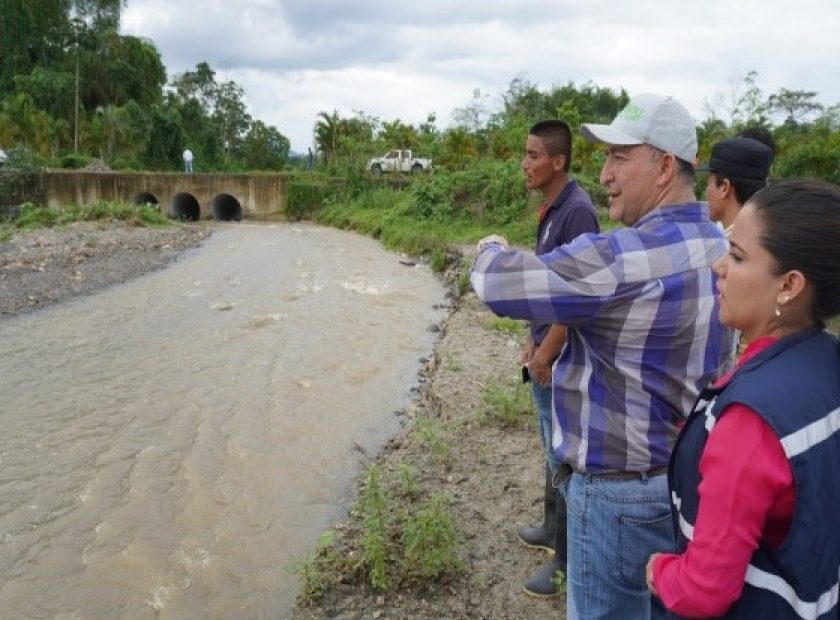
[169,193,201,221]
[132,192,159,207]
[211,193,243,221]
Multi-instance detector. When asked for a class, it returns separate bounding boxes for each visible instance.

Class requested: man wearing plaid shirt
[471,93,733,620]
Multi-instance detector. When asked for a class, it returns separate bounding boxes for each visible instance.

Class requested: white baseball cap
[580,93,698,164]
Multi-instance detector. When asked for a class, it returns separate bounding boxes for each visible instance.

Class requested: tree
[767,88,824,127]
[314,110,341,164]
[440,127,477,170]
[12,66,75,121]
[89,103,130,159]
[69,0,125,30]
[241,120,290,170]
[379,120,419,150]
[0,0,68,91]
[143,104,184,169]
[171,62,218,112]
[213,80,251,162]
[727,70,769,126]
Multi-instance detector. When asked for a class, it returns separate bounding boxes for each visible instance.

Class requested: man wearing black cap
[698,137,773,238]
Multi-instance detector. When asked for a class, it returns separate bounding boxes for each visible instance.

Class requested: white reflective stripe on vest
[703,397,718,432]
[744,564,839,619]
[671,490,694,541]
[781,406,840,459]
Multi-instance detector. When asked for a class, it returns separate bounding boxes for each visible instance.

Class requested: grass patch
[485,316,526,335]
[293,530,348,602]
[480,379,534,426]
[295,460,465,604]
[414,417,450,466]
[443,353,464,372]
[10,200,169,230]
[400,492,464,582]
[396,463,421,500]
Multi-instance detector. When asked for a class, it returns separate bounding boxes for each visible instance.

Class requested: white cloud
[122,0,840,152]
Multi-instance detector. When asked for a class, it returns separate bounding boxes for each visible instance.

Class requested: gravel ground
[0,221,210,317]
[0,222,564,619]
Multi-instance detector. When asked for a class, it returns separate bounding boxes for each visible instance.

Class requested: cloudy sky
[122,0,840,153]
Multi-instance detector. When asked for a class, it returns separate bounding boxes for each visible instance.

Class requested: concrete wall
[39,171,287,218]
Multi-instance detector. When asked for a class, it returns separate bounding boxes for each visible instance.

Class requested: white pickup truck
[367,149,432,175]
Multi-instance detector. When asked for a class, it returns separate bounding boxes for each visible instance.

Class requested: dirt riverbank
[0,221,565,619]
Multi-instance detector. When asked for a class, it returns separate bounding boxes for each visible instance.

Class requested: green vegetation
[2,8,836,258]
[296,453,465,603]
[0,200,170,240]
[414,418,450,466]
[1,3,289,172]
[485,316,527,336]
[359,465,392,591]
[480,379,535,427]
[396,463,421,500]
[11,200,168,229]
[292,530,346,602]
[286,72,839,271]
[400,493,464,581]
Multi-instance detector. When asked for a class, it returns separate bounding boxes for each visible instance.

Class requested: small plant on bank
[414,417,450,466]
[294,530,347,603]
[485,316,526,336]
[400,492,464,581]
[552,569,567,594]
[359,465,392,590]
[429,246,448,273]
[396,463,421,500]
[456,253,474,297]
[480,379,534,427]
[443,353,464,372]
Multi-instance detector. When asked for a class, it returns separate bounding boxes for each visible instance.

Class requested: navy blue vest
[668,329,840,619]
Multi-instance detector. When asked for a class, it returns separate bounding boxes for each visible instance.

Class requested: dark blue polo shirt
[531,179,599,345]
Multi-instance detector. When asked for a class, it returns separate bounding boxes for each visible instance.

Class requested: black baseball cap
[696,137,772,180]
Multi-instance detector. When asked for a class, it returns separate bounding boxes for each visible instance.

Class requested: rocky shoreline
[0,221,565,619]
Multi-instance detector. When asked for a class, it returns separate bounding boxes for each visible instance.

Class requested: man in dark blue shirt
[516,120,600,597]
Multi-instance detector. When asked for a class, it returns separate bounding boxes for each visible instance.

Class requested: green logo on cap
[619,103,644,122]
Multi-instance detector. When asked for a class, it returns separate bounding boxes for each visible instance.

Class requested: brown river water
[0,223,446,618]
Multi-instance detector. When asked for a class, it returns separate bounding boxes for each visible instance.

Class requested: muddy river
[0,223,446,618]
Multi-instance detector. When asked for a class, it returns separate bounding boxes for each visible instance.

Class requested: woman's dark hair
[750,180,840,326]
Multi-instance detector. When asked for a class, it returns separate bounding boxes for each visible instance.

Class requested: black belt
[578,465,668,481]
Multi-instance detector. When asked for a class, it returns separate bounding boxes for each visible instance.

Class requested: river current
[0,223,446,618]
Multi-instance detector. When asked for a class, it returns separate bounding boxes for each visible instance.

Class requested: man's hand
[476,234,509,253]
[529,350,552,386]
[520,336,534,366]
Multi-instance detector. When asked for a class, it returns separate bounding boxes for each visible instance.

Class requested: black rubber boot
[523,556,565,598]
[523,476,568,598]
[516,463,556,553]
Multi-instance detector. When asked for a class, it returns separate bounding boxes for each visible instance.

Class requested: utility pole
[72,17,81,153]
[74,50,79,153]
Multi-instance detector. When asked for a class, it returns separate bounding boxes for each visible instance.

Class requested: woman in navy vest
[645,180,840,619]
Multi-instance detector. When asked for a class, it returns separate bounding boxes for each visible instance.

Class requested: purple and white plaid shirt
[472,202,734,473]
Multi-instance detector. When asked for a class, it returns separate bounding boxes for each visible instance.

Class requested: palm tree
[441,127,477,171]
[313,110,341,164]
[91,104,130,159]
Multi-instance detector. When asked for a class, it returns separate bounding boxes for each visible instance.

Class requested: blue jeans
[531,381,559,473]
[559,471,675,619]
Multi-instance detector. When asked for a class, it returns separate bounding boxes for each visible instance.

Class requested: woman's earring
[774,304,781,317]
